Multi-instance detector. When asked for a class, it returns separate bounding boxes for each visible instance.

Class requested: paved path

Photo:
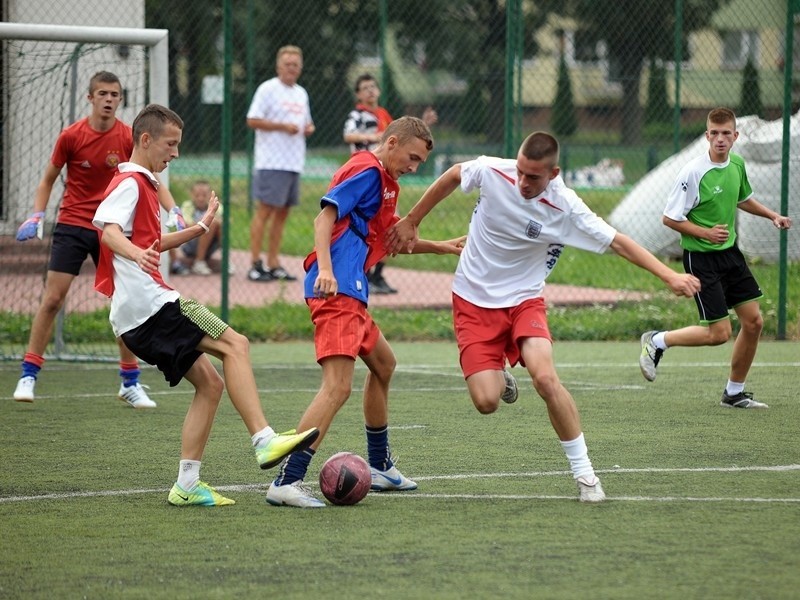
[1,249,647,315]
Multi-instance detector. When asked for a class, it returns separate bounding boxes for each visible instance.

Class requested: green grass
[2,340,799,598]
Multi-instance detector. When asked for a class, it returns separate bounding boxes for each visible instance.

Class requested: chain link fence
[2,0,798,359]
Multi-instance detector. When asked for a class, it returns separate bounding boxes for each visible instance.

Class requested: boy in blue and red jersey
[267,116,464,508]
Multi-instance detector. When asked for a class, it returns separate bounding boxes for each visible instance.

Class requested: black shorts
[121,298,229,386]
[683,245,763,324]
[48,223,100,275]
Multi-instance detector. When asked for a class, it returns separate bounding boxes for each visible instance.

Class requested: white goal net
[0,24,167,360]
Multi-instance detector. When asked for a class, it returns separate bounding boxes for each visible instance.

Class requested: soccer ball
[319,452,371,506]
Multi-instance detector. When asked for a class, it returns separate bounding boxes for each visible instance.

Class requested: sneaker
[168,481,235,506]
[191,260,213,276]
[639,330,663,382]
[171,261,190,276]
[118,382,157,408]
[370,465,417,491]
[720,390,768,409]
[368,274,397,294]
[255,428,320,469]
[266,480,325,508]
[501,369,518,404]
[577,476,606,503]
[13,376,36,402]
[247,260,274,282]
[268,266,297,281]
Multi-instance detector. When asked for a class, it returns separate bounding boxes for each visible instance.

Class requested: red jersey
[51,117,133,229]
[95,171,171,298]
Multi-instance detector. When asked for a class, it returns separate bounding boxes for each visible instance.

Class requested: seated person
[170,180,224,276]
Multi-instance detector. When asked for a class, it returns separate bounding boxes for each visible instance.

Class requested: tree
[558,0,726,144]
[644,58,671,125]
[738,55,763,118]
[552,53,577,137]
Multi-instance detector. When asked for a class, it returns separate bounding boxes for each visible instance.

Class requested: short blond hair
[382,116,433,151]
[277,45,303,63]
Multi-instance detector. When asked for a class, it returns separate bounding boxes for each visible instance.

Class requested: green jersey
[663,152,753,252]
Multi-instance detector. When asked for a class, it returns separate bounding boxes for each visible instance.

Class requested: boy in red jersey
[92,104,318,506]
[13,71,184,407]
[266,116,464,508]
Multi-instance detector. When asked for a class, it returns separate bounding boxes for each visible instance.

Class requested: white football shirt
[92,163,180,336]
[454,155,617,308]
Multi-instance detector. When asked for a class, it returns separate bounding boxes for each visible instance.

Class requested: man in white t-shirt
[387,131,701,503]
[245,45,315,283]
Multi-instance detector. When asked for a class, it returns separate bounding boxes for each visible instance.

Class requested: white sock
[653,331,668,350]
[251,426,276,448]
[726,380,745,396]
[178,459,201,491]
[560,433,596,481]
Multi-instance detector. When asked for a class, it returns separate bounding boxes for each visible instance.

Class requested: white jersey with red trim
[454,155,617,308]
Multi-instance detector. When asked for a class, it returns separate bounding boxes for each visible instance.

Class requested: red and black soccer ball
[319,452,371,506]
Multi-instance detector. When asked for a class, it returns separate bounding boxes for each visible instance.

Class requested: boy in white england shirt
[388,131,701,502]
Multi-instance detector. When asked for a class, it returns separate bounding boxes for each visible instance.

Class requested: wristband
[198,221,210,233]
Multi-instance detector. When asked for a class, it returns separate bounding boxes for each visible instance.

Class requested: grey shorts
[252,169,300,208]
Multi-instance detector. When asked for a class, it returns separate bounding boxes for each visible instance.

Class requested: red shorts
[307,294,380,362]
[452,293,552,378]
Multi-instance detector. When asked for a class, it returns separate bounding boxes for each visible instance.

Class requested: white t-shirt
[247,77,313,172]
[454,156,617,308]
[92,163,180,336]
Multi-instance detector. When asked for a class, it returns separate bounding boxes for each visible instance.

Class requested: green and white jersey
[663,152,753,252]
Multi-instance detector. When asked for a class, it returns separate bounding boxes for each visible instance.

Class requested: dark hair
[382,116,433,151]
[355,73,378,93]
[88,71,121,95]
[132,104,184,144]
[707,107,737,128]
[519,131,559,166]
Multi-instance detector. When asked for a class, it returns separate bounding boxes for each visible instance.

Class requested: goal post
[0,24,168,361]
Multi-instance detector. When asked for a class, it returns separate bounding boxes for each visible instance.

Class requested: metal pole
[777,0,798,340]
[672,0,683,154]
[221,0,233,322]
[503,0,519,157]
[379,0,388,91]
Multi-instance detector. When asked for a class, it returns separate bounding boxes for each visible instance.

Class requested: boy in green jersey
[638,107,792,408]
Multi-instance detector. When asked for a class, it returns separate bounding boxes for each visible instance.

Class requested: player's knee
[472,394,499,414]
[39,294,66,315]
[207,370,225,398]
[531,372,559,399]
[225,329,251,356]
[708,329,731,345]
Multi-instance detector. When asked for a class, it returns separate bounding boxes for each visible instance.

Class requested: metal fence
[1,0,798,359]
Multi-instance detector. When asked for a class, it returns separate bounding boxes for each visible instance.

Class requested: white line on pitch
[2,464,798,505]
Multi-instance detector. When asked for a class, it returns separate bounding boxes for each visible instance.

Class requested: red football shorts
[307,294,380,362]
[452,293,552,379]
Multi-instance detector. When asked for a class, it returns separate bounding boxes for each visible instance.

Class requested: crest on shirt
[681,181,688,191]
[106,152,122,168]
[526,219,542,239]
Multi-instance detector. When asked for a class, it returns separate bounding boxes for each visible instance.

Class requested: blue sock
[366,424,392,471]
[119,367,140,388]
[21,361,41,380]
[274,449,315,486]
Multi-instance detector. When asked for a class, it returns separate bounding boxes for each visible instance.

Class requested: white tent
[609,111,800,262]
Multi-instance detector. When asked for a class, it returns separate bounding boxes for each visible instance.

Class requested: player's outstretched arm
[161,192,220,252]
[386,164,463,255]
[737,198,792,230]
[101,224,161,275]
[609,232,700,298]
[411,235,466,256]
